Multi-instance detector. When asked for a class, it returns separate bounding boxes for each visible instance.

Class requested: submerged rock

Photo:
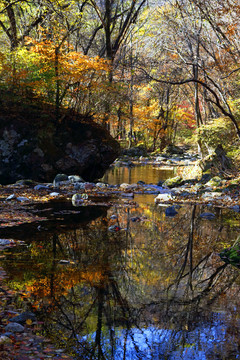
[199,212,215,219]
[165,206,178,217]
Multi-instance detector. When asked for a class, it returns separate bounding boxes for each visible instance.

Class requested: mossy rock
[205,176,223,188]
[163,175,183,188]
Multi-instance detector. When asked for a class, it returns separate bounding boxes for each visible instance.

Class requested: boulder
[162,176,183,188]
[0,93,120,184]
[122,145,147,157]
[162,144,184,155]
[197,144,236,177]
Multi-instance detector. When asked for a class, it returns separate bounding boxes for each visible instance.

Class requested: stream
[1,164,240,359]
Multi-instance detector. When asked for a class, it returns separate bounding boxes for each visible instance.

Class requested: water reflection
[1,202,240,359]
[102,164,175,185]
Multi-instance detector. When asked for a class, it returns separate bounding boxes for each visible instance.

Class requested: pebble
[6,194,16,201]
[49,192,60,197]
[17,196,30,202]
[108,225,121,232]
[34,184,49,190]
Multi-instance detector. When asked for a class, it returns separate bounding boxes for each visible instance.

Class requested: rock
[0,93,120,184]
[162,176,183,188]
[84,183,95,190]
[53,174,69,186]
[68,175,84,183]
[16,179,35,186]
[6,194,16,201]
[130,216,141,222]
[121,192,134,198]
[9,312,36,325]
[72,193,88,206]
[205,176,223,188]
[34,184,49,190]
[122,145,147,157]
[199,212,215,219]
[5,322,25,333]
[162,144,184,155]
[199,173,212,184]
[120,183,130,190]
[0,239,11,246]
[165,206,178,217]
[0,335,13,345]
[201,192,223,200]
[108,225,121,232]
[74,182,86,190]
[155,193,173,202]
[96,182,109,188]
[231,205,240,212]
[59,260,70,264]
[197,144,236,177]
[157,181,164,187]
[16,196,30,202]
[49,192,60,197]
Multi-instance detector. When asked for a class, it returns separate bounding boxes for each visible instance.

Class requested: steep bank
[0,90,120,184]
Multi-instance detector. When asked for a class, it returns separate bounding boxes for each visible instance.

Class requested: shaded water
[1,166,240,359]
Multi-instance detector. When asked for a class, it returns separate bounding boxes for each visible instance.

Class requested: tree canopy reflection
[3,203,240,359]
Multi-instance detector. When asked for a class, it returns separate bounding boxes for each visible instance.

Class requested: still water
[1,166,240,359]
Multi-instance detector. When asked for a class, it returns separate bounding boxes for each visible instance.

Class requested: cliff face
[0,93,120,184]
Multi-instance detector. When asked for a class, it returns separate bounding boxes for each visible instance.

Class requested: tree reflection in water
[7,204,240,359]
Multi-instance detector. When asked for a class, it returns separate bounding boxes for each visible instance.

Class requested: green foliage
[197,118,235,150]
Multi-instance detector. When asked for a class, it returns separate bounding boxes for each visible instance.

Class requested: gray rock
[17,196,30,202]
[0,239,11,246]
[6,194,16,201]
[165,206,178,217]
[49,192,60,197]
[59,260,70,264]
[200,212,215,219]
[108,225,121,232]
[74,182,86,190]
[9,312,36,325]
[53,174,69,186]
[231,205,240,212]
[72,193,88,206]
[68,175,84,183]
[155,193,173,202]
[96,182,109,188]
[0,335,13,345]
[34,184,49,190]
[121,192,134,198]
[5,322,25,333]
[120,183,130,190]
